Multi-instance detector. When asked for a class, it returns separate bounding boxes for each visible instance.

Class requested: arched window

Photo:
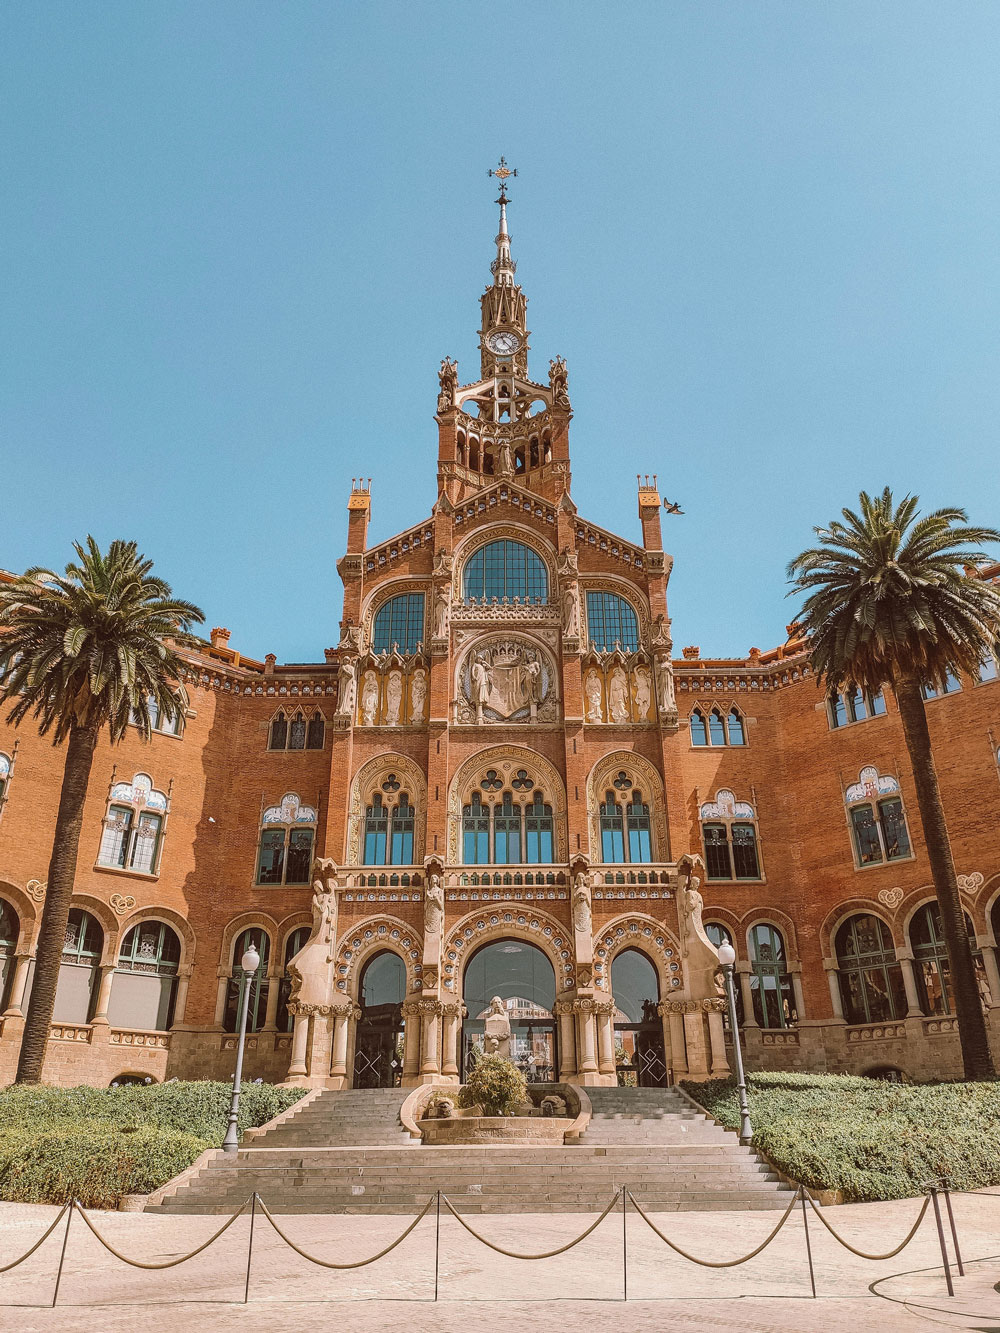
[827,688,886,729]
[727,709,746,746]
[224,927,271,1033]
[690,710,709,746]
[55,908,104,1024]
[910,902,986,1016]
[585,591,640,652]
[836,914,905,1024]
[363,777,416,865]
[372,593,426,654]
[0,899,19,1009]
[705,922,744,1027]
[98,773,168,876]
[269,709,324,751]
[462,540,548,604]
[131,694,184,736]
[278,926,310,1033]
[922,671,962,699]
[256,794,317,886]
[690,708,745,746]
[462,939,557,1081]
[354,950,407,1088]
[700,790,761,880]
[708,710,727,746]
[611,948,666,1086]
[845,767,911,866]
[461,768,557,865]
[599,770,651,864]
[269,711,287,750]
[748,924,796,1029]
[306,712,325,749]
[110,921,182,1031]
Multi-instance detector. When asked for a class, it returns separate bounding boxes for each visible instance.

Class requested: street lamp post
[716,942,753,1146]
[223,942,260,1154]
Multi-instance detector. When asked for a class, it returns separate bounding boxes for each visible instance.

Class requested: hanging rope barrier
[254,1193,435,1268]
[440,1188,622,1260]
[804,1191,929,1261]
[627,1186,800,1267]
[72,1195,252,1270]
[0,1201,71,1273]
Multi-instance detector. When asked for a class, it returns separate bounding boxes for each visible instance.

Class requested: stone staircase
[149,1086,794,1215]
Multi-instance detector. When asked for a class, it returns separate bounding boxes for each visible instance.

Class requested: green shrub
[683,1072,1000,1202]
[459,1055,528,1116]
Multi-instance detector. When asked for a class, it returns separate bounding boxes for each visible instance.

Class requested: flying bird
[663,499,684,515]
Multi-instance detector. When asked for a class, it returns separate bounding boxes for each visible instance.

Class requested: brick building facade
[1,179,999,1090]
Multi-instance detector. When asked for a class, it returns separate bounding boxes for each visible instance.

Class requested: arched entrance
[462,939,557,1082]
[611,948,667,1087]
[353,951,406,1088]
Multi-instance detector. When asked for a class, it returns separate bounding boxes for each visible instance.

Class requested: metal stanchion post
[799,1186,817,1298]
[51,1201,74,1308]
[223,943,260,1154]
[924,1182,954,1297]
[434,1190,441,1302]
[939,1179,964,1278]
[244,1192,257,1303]
[622,1186,628,1302]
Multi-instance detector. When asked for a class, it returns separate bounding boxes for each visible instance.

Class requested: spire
[488,157,517,288]
[481,157,528,377]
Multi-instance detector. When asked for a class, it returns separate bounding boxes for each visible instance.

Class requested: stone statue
[634,666,651,719]
[497,439,514,477]
[424,874,444,938]
[655,654,676,713]
[410,668,427,722]
[526,656,543,707]
[483,995,512,1059]
[335,660,356,718]
[549,356,570,408]
[433,589,449,640]
[541,1094,567,1118]
[438,357,457,411]
[562,585,580,637]
[385,670,403,725]
[573,875,592,934]
[608,666,629,723]
[470,654,491,722]
[286,859,338,1012]
[360,670,379,726]
[584,669,603,723]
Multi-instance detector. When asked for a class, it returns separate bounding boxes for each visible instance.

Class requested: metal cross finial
[488,155,517,200]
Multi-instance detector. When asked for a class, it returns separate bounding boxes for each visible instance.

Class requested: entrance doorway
[461,939,557,1082]
[612,948,667,1087]
[353,950,406,1088]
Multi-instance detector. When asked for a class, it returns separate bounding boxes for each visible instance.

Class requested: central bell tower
[435,159,573,505]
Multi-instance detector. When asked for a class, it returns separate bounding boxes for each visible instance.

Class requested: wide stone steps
[150,1086,794,1214]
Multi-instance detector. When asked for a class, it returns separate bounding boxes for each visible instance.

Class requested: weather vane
[488,155,517,199]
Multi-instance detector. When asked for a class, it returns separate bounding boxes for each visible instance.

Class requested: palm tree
[788,488,1000,1081]
[0,538,203,1084]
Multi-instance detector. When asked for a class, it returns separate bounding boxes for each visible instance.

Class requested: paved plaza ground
[0,1190,997,1331]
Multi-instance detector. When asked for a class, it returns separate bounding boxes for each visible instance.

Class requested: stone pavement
[0,1190,997,1331]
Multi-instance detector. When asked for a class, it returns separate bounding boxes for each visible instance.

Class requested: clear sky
[3,3,999,662]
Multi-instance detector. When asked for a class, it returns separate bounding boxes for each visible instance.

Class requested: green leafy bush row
[0,1081,306,1207]
[683,1071,1000,1202]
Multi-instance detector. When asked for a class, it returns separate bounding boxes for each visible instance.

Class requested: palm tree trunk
[893,674,996,1081]
[15,722,99,1084]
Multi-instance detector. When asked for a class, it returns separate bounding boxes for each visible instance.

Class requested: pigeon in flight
[663,499,684,515]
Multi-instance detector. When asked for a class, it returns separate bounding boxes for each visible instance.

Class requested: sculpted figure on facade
[286,858,338,1012]
[460,639,554,724]
[573,872,592,935]
[584,669,603,723]
[360,670,379,726]
[634,665,651,719]
[438,356,457,412]
[410,668,427,722]
[470,654,491,724]
[608,666,629,723]
[483,995,512,1059]
[549,356,570,409]
[335,659,356,718]
[433,588,450,640]
[424,874,444,939]
[655,654,676,715]
[562,584,580,638]
[497,438,514,478]
[385,670,403,725]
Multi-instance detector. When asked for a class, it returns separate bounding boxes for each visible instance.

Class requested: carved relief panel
[455,635,559,724]
[582,654,655,724]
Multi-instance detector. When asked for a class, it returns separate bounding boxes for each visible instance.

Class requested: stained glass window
[585,591,639,652]
[117,921,181,975]
[836,914,905,1024]
[748,924,795,1028]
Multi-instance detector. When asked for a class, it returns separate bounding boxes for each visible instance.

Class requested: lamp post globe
[223,940,262,1153]
[716,942,753,1147]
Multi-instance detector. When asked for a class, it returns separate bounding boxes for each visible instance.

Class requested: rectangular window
[731,824,760,879]
[830,695,848,729]
[364,807,388,865]
[257,829,286,884]
[390,808,414,865]
[878,797,910,860]
[494,810,522,864]
[463,814,489,864]
[979,652,999,683]
[848,689,867,722]
[869,690,887,716]
[129,812,162,874]
[703,824,732,880]
[99,805,133,868]
[285,829,313,883]
[525,822,553,864]
[850,805,883,865]
[627,812,652,863]
[600,807,625,863]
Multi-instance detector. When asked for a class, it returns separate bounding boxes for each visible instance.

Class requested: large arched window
[835,914,905,1024]
[909,902,986,1016]
[705,921,744,1027]
[700,790,761,880]
[585,591,640,652]
[278,926,311,1033]
[462,939,556,1081]
[0,899,19,1009]
[461,768,556,865]
[748,924,796,1029]
[462,540,548,604]
[362,775,415,866]
[256,794,316,886]
[54,908,104,1024]
[110,920,182,1031]
[611,948,666,1086]
[354,950,407,1088]
[224,927,271,1033]
[372,593,426,654]
[599,771,652,864]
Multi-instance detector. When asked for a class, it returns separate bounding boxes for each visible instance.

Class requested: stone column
[665,1006,687,1076]
[214,974,228,1027]
[402,1001,422,1082]
[287,1011,310,1077]
[90,964,116,1026]
[789,965,806,1022]
[330,1004,354,1080]
[737,963,758,1028]
[440,1002,464,1081]
[419,999,442,1078]
[979,942,1000,1007]
[682,1004,711,1078]
[556,1001,577,1078]
[262,968,281,1031]
[707,1003,730,1075]
[823,958,846,1021]
[896,951,924,1017]
[595,1000,615,1078]
[574,999,599,1080]
[3,954,32,1017]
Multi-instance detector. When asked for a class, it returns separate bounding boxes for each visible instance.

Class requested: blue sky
[3,3,999,661]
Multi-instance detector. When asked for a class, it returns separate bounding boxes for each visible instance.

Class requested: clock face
[487,330,521,356]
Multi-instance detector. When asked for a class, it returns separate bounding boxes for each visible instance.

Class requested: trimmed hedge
[0,1080,306,1207]
[683,1071,1000,1202]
